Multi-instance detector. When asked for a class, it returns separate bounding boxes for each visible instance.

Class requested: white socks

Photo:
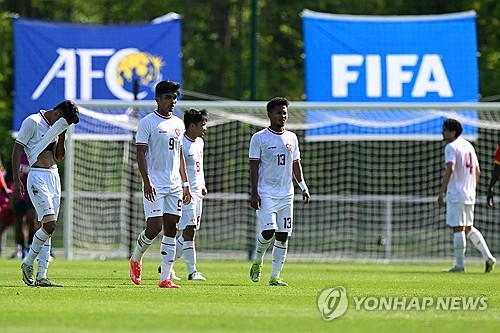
[37,238,51,279]
[132,230,154,263]
[468,227,494,260]
[453,231,466,269]
[24,228,49,266]
[160,236,176,281]
[174,235,198,274]
[253,233,272,264]
[271,240,288,279]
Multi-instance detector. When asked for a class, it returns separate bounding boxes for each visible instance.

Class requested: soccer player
[168,108,208,281]
[129,80,191,289]
[248,97,310,286]
[486,143,500,207]
[438,118,496,273]
[14,100,79,287]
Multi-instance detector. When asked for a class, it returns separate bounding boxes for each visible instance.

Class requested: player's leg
[464,204,496,272]
[250,197,276,282]
[269,197,293,286]
[158,194,181,288]
[23,170,60,286]
[181,196,204,280]
[130,195,164,285]
[443,202,466,273]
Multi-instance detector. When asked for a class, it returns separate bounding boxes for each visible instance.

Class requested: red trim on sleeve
[136,142,148,146]
[15,140,26,147]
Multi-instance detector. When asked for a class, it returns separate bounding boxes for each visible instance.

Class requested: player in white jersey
[129,80,191,289]
[167,108,208,281]
[249,97,310,286]
[13,100,79,287]
[438,118,496,273]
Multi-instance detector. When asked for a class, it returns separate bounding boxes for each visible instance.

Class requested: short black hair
[184,108,208,128]
[266,97,289,112]
[155,80,180,97]
[443,118,463,137]
[55,100,79,124]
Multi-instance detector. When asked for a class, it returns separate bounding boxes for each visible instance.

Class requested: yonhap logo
[317,287,348,321]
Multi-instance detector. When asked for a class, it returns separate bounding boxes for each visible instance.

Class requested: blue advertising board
[302,10,478,140]
[13,16,181,133]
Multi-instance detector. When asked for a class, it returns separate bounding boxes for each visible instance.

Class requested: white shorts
[179,195,203,230]
[143,187,183,219]
[27,168,61,221]
[446,202,474,227]
[256,195,293,235]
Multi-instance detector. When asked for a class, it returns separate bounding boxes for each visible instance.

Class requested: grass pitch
[0,259,498,332]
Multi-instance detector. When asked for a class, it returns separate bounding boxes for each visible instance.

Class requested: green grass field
[0,259,498,333]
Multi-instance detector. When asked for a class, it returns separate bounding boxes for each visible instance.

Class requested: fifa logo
[317,286,349,321]
[32,48,164,101]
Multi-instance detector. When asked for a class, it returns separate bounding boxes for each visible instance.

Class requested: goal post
[62,100,500,261]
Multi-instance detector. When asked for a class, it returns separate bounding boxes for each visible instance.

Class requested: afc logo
[32,48,164,102]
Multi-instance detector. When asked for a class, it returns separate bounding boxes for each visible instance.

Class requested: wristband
[182,181,190,187]
[298,180,308,192]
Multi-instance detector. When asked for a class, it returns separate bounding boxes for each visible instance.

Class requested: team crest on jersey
[286,143,293,151]
[175,129,181,136]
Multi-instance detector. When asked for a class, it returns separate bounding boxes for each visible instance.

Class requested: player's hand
[250,193,261,210]
[437,193,445,207]
[202,186,208,197]
[302,190,310,205]
[487,190,494,208]
[143,181,157,202]
[182,187,192,205]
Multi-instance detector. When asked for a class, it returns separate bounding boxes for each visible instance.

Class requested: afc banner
[13,15,181,132]
[302,10,478,140]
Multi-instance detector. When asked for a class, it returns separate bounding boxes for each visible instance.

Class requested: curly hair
[266,97,289,112]
[55,100,79,124]
[184,108,208,128]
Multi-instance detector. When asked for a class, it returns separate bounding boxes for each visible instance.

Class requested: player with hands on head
[486,144,500,208]
[438,118,496,273]
[14,100,79,287]
[249,97,310,287]
[129,80,191,289]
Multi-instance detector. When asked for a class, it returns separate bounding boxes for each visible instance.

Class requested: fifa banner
[302,10,478,140]
[13,15,181,134]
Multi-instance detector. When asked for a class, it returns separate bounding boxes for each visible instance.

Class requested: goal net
[61,100,500,262]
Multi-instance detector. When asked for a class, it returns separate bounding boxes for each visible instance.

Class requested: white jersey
[249,127,300,198]
[15,111,55,158]
[183,134,205,198]
[136,111,185,190]
[444,137,478,204]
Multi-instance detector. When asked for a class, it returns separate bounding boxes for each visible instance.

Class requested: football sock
[132,230,154,263]
[254,233,272,264]
[183,241,197,274]
[24,229,49,266]
[160,236,176,281]
[453,231,466,268]
[36,238,51,279]
[175,235,184,260]
[271,240,288,279]
[468,227,493,260]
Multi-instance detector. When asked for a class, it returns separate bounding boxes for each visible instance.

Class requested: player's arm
[12,143,25,199]
[293,160,310,204]
[249,159,260,210]
[54,130,66,161]
[438,162,454,207]
[180,145,191,205]
[136,144,156,202]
